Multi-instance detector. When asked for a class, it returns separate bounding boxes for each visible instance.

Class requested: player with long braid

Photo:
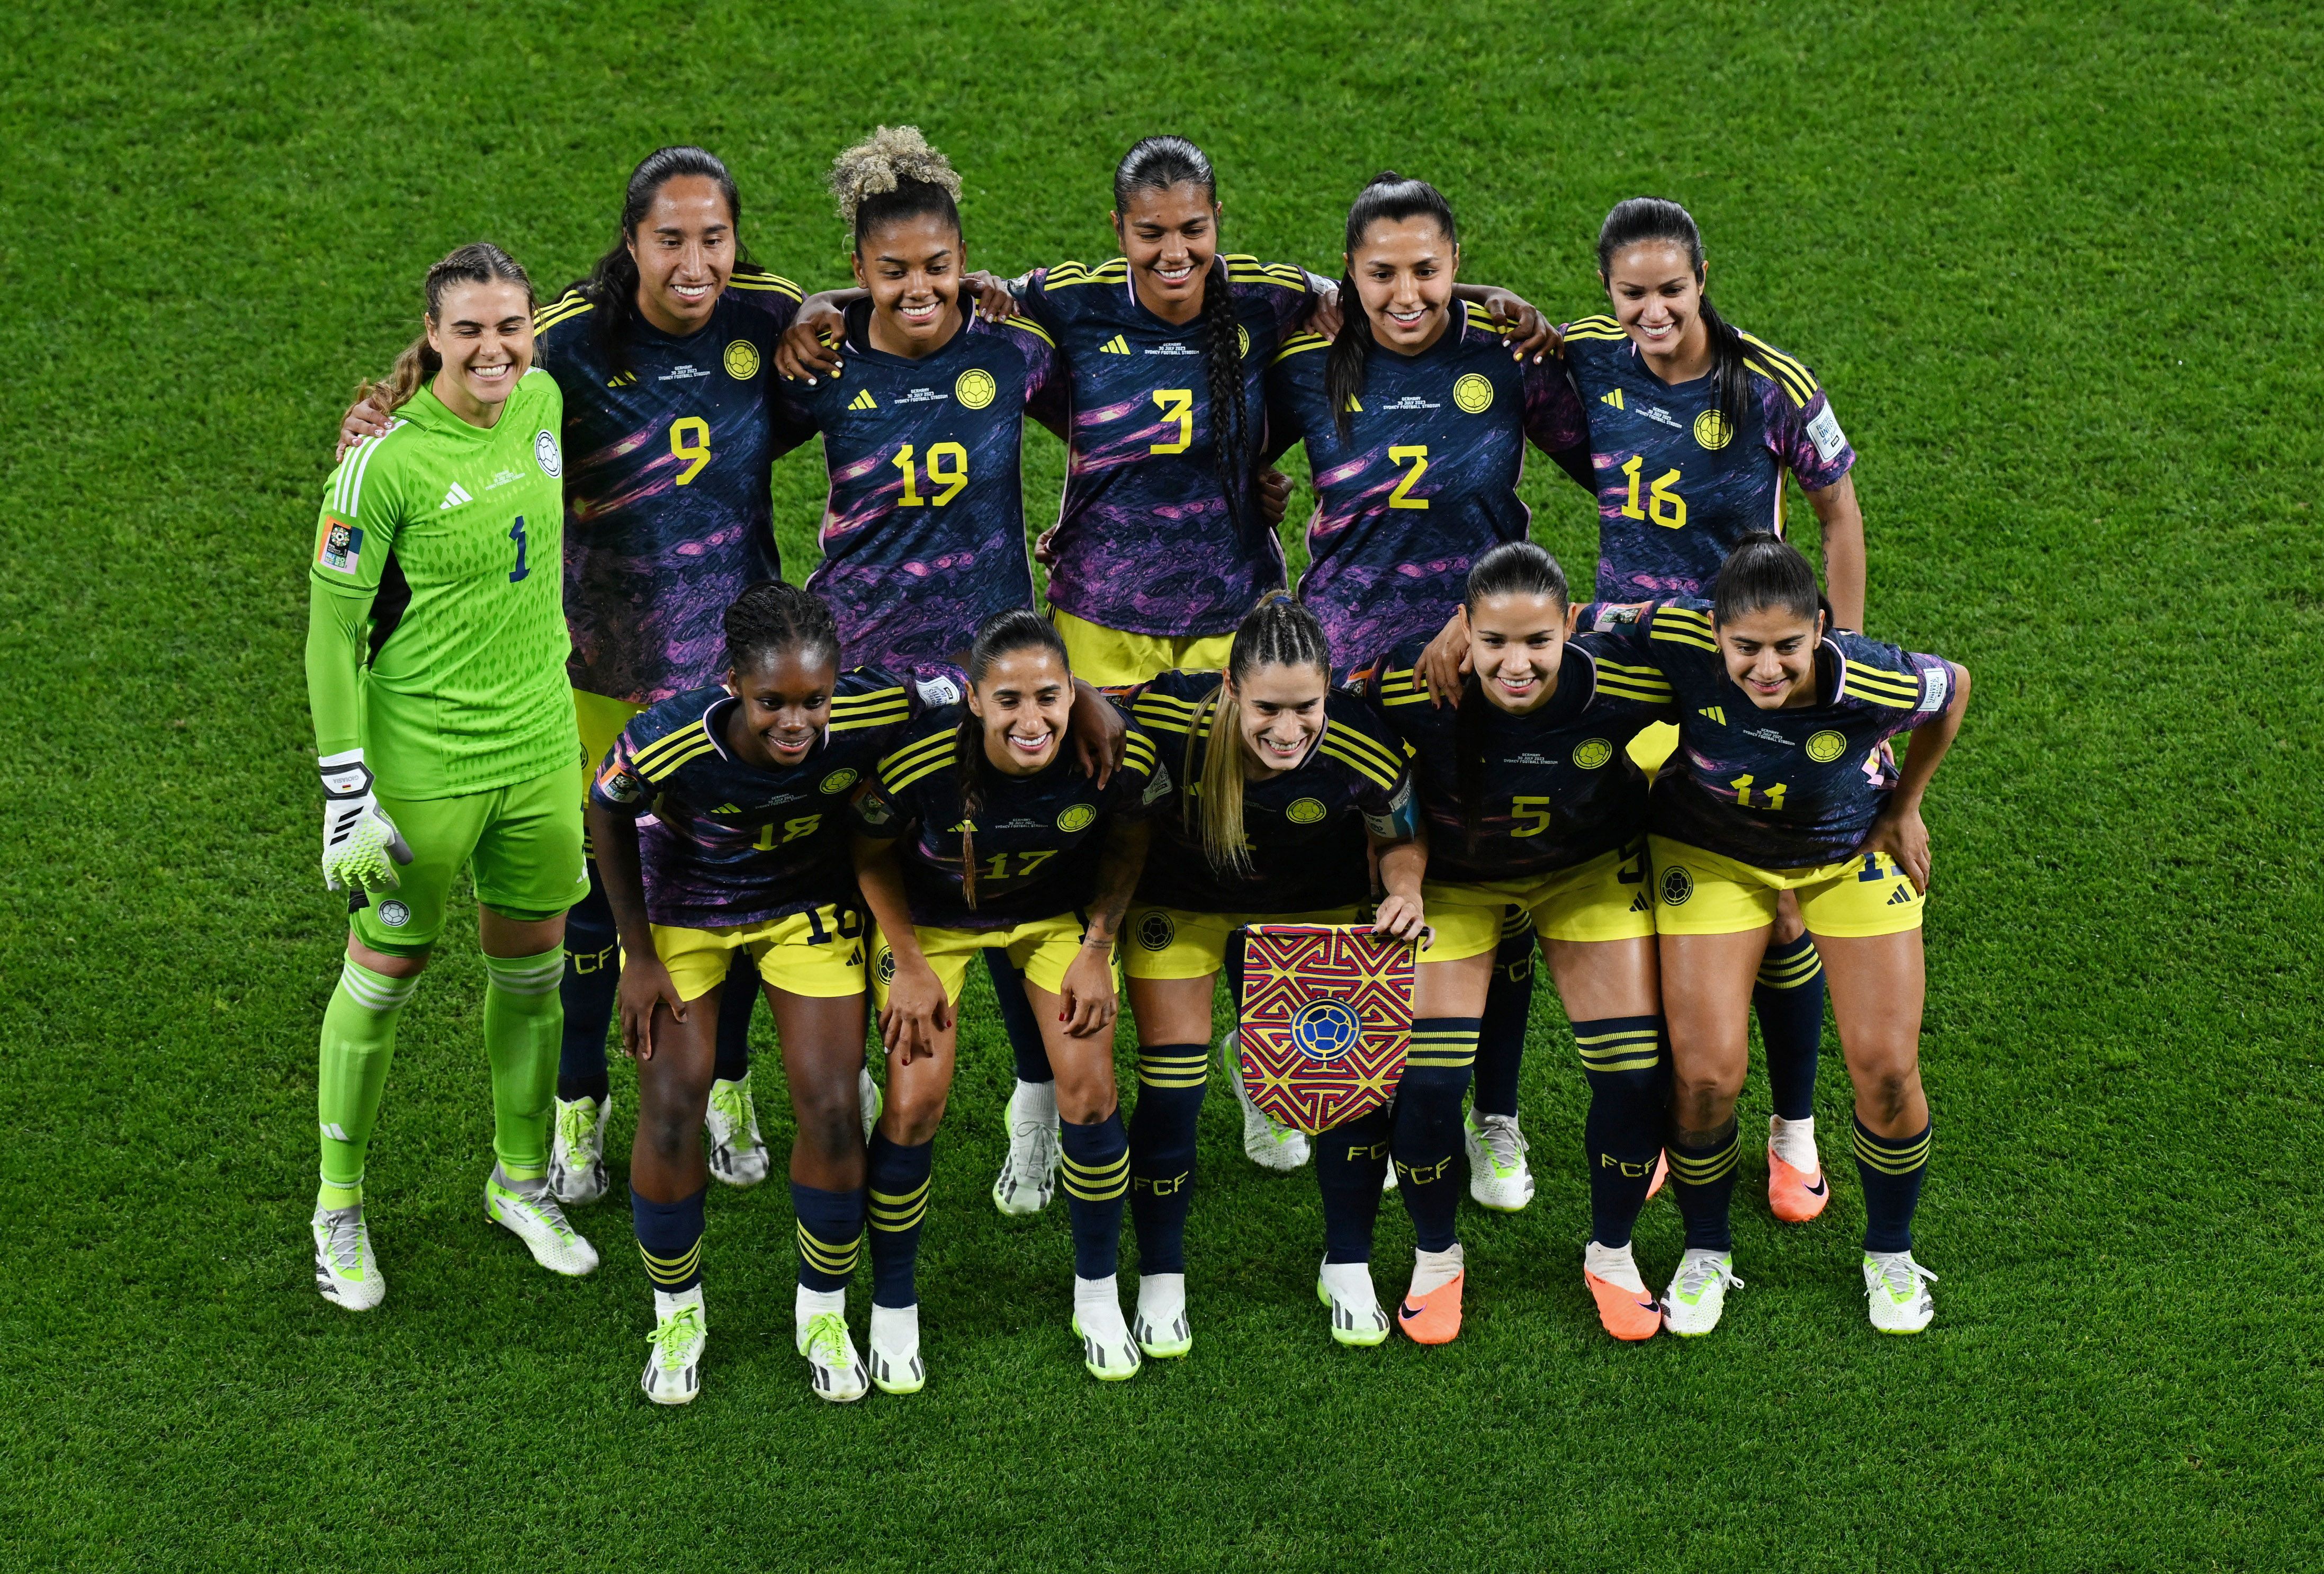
[1118,594,1423,1356]
[307,243,598,1309]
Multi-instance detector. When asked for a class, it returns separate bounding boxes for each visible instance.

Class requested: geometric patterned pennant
[1237,924,1415,1134]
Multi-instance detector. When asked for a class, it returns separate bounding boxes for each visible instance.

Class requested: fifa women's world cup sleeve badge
[318,517,362,575]
[1236,925,1415,1133]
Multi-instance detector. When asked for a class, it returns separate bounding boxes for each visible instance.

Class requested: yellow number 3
[1150,389,1194,454]
[670,417,712,486]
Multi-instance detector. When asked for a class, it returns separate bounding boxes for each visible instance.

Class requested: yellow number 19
[892,442,970,506]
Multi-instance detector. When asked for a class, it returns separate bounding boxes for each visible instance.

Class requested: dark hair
[1113,136,1250,539]
[568,146,744,379]
[829,125,962,251]
[724,580,842,675]
[1454,542,1572,848]
[1327,172,1458,442]
[1711,531,1820,626]
[1189,593,1333,875]
[1596,196,1749,440]
[357,243,535,415]
[955,609,1072,906]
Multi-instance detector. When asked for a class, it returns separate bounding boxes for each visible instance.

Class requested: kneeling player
[1364,542,1672,1342]
[850,611,1159,1384]
[1580,534,1971,1335]
[1119,595,1423,1355]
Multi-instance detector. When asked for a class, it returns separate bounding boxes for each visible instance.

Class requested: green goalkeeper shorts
[352,765,587,953]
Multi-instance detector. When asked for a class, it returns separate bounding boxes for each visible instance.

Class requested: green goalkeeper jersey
[307,369,577,798]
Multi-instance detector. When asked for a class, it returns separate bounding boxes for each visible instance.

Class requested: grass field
[4,1,2320,1568]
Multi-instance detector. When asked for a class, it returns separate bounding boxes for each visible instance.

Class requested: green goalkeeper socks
[317,958,421,1204]
[482,947,565,1181]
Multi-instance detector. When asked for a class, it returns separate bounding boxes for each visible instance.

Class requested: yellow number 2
[669,417,712,486]
[1150,389,1194,454]
[1388,445,1430,509]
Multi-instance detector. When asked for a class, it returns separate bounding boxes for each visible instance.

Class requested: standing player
[1118,595,1422,1357]
[306,243,597,1310]
[588,583,919,1405]
[338,147,811,1204]
[1362,543,1673,1342]
[850,612,1161,1385]
[1579,535,1970,1335]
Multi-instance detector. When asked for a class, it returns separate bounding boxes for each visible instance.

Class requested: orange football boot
[1396,1272,1465,1344]
[1644,1149,1670,1202]
[1767,1146,1831,1223]
[1584,1269,1662,1342]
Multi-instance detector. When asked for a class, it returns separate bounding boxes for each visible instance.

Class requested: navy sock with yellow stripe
[1573,1014,1667,1249]
[1128,1044,1207,1275]
[632,1184,706,1294]
[1854,1117,1932,1253]
[556,869,617,1103]
[790,1181,864,1293]
[1471,923,1536,1120]
[1317,1105,1392,1263]
[1394,1017,1480,1253]
[1059,1112,1130,1280]
[867,1131,932,1309]
[1668,1119,1741,1252]
[1755,934,1825,1123]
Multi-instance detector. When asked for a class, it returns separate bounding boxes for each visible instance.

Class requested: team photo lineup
[306,123,1976,1406]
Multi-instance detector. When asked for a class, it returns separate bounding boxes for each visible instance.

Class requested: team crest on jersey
[820,768,860,795]
[377,899,411,928]
[1136,909,1176,952]
[317,519,362,575]
[1237,325,1251,357]
[724,340,760,380]
[1056,803,1096,834]
[1453,373,1494,414]
[1285,797,1328,825]
[1806,730,1847,763]
[535,430,562,478]
[1693,409,1734,451]
[1571,738,1613,770]
[876,947,897,985]
[1659,866,1694,906]
[954,369,997,410]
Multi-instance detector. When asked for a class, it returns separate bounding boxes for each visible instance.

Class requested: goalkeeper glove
[319,749,414,893]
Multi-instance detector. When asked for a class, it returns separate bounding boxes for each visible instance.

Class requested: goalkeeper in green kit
[305,243,599,1308]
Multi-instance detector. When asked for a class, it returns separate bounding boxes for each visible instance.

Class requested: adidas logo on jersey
[1600,389,1625,409]
[1628,893,1650,913]
[1699,705,1727,725]
[1886,886,1916,905]
[439,481,474,511]
[848,389,877,410]
[1099,335,1131,354]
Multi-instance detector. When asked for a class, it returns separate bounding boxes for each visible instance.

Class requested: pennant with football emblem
[1237,924,1415,1134]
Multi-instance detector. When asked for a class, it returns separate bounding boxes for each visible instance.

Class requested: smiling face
[969,646,1074,776]
[851,210,964,356]
[1603,237,1710,373]
[726,645,840,770]
[628,174,734,337]
[1113,181,1219,325]
[1350,214,1458,354]
[1717,605,1827,710]
[1226,661,1329,776]
[1467,592,1569,713]
[425,278,535,426]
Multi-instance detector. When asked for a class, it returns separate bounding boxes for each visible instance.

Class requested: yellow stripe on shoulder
[1738,333,1817,392]
[1840,679,1916,709]
[1745,356,1811,408]
[728,269,804,300]
[887,755,954,792]
[1273,332,1329,364]
[1317,737,1399,791]
[1000,314,1055,347]
[629,722,713,772]
[833,685,907,710]
[1323,720,1403,771]
[1461,301,1505,332]
[878,729,955,778]
[641,738,716,782]
[534,296,596,333]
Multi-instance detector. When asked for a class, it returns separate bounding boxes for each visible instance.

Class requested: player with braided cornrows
[587,582,929,1405]
[1117,595,1424,1356]
[1579,534,1970,1336]
[306,243,598,1311]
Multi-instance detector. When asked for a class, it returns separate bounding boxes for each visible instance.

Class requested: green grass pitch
[2,2,2318,1568]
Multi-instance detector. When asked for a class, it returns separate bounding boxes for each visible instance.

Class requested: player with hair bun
[307,243,598,1311]
[849,610,1161,1386]
[1116,594,1424,1357]
[1578,533,1969,1336]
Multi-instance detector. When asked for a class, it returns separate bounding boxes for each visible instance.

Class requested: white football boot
[991,1078,1061,1215]
[1223,1031,1309,1170]
[1863,1250,1939,1334]
[548,1094,611,1205]
[484,1166,600,1276]
[868,1302,926,1394]
[1316,1259,1390,1347]
[311,1202,386,1311]
[796,1293,869,1403]
[641,1287,708,1405]
[705,1074,770,1187]
[1464,1110,1536,1212]
[1133,1272,1193,1358]
[1072,1275,1142,1381]
[1659,1248,1742,1337]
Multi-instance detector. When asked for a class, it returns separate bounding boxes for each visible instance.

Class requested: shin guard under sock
[632,1184,706,1293]
[1573,1015,1666,1249]
[482,947,564,1179]
[1854,1117,1932,1253]
[557,870,618,1104]
[1058,1111,1130,1281]
[317,958,420,1201]
[791,1181,866,1292]
[1128,1045,1207,1275]
[1755,934,1825,1123]
[866,1131,933,1308]
[1393,1018,1480,1253]
[1316,1106,1392,1263]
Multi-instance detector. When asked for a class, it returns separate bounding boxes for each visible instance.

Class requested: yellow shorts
[575,688,648,800]
[1052,607,1236,688]
[645,902,870,1003]
[870,913,1111,1007]
[1627,720,1679,776]
[1648,835,1925,938]
[1122,904,1365,981]
[1419,840,1655,962]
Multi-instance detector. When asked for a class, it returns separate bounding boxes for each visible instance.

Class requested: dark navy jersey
[1361,636,1671,883]
[851,708,1166,931]
[1011,255,1322,638]
[1579,600,1957,869]
[1267,304,1591,668]
[773,302,1062,671]
[589,670,916,929]
[535,270,806,704]
[1126,669,1411,915]
[1560,316,1855,603]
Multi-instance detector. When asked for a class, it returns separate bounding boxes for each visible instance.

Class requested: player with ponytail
[1115,594,1424,1356]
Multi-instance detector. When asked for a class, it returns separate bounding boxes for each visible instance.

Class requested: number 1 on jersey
[508,516,528,582]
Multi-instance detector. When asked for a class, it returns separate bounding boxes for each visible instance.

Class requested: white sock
[654,1285,705,1322]
[1770,1115,1819,1173]
[1011,1078,1058,1130]
[1410,1243,1465,1297]
[1584,1240,1647,1295]
[1136,1272,1186,1324]
[1318,1260,1378,1311]
[1074,1273,1126,1329]
[869,1301,919,1356]
[794,1284,845,1328]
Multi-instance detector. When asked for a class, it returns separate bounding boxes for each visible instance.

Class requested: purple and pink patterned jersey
[1579,599,1957,869]
[536,271,806,705]
[1560,317,1855,603]
[771,301,1060,671]
[1011,255,1322,638]
[1267,302,1591,669]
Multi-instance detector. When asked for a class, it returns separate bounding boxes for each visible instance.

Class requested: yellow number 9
[670,417,712,486]
[926,442,968,506]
